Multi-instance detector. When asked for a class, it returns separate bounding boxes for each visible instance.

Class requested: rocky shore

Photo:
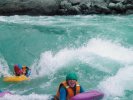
[0,0,133,15]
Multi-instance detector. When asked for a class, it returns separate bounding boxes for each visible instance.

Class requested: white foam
[0,15,100,27]
[0,93,50,100]
[99,66,133,97]
[31,38,133,77]
[0,58,10,77]
[31,49,76,77]
[0,16,54,26]
[87,38,133,64]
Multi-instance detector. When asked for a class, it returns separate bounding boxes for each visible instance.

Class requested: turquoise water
[0,15,133,100]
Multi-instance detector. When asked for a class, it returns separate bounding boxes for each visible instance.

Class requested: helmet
[14,64,22,69]
[66,72,78,81]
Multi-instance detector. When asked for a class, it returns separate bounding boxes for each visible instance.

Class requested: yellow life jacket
[55,81,80,100]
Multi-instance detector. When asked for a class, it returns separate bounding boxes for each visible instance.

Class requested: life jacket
[14,65,23,76]
[22,66,31,77]
[55,81,80,100]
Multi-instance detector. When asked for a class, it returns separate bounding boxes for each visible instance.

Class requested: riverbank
[0,0,133,15]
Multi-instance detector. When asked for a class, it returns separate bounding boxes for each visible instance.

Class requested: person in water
[54,72,84,100]
[22,65,31,77]
[14,64,31,77]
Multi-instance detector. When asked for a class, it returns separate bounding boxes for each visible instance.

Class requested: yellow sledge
[3,75,29,82]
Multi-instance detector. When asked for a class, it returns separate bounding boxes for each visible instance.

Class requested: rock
[126,9,133,14]
[126,0,133,4]
[0,0,60,15]
[60,0,72,9]
[69,0,81,5]
[91,0,110,13]
[111,0,126,3]
[68,5,81,14]
[126,4,133,9]
[0,0,132,15]
[58,9,68,14]
[80,2,91,10]
[108,2,125,10]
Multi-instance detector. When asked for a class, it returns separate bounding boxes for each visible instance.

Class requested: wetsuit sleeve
[26,68,31,77]
[59,87,66,100]
[80,85,84,93]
